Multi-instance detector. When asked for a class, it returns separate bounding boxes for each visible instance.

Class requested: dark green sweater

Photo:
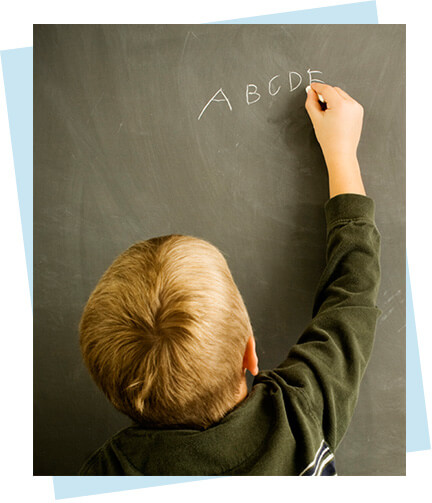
[80,193,381,476]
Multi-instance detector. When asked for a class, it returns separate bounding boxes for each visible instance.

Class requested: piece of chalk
[305,85,325,103]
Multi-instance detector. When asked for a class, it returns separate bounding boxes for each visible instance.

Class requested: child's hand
[305,82,364,165]
[305,83,366,198]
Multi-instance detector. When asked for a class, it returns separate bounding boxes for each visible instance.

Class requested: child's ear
[243,335,259,376]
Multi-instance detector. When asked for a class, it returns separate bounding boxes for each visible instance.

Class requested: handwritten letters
[198,69,324,120]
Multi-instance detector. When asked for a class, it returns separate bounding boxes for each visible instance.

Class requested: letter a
[198,88,233,120]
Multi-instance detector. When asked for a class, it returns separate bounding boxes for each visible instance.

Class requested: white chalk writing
[289,71,302,92]
[307,69,324,85]
[198,69,324,120]
[246,84,261,105]
[268,75,281,96]
[197,88,233,120]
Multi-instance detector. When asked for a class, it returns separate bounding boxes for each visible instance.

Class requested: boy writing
[79,82,381,475]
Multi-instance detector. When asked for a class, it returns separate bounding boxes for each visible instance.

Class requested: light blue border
[52,476,215,500]
[1,48,32,307]
[406,258,430,451]
[0,1,427,499]
[212,1,378,23]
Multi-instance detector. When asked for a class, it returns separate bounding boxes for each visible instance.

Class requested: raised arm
[264,84,381,452]
[305,82,366,198]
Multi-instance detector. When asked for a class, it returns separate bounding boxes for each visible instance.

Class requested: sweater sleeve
[270,193,381,451]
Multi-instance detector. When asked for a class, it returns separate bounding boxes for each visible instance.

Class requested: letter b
[246,84,261,105]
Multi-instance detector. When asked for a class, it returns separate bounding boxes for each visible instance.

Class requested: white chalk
[305,85,324,103]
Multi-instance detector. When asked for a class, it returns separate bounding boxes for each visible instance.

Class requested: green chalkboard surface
[34,24,405,475]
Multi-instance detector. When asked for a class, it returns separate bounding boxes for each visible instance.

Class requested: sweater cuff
[324,193,375,227]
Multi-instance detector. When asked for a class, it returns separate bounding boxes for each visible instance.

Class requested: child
[79,82,381,476]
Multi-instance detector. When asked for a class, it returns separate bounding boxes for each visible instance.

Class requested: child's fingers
[305,86,323,120]
[310,82,342,109]
[334,86,352,101]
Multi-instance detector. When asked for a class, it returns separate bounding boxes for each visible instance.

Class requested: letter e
[307,69,325,85]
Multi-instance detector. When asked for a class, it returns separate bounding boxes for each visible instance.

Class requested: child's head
[79,235,257,429]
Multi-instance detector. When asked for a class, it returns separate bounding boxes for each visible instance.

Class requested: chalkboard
[34,24,405,475]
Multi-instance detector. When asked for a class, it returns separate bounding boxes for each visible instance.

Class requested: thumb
[305,85,322,122]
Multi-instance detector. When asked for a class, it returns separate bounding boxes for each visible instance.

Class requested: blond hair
[79,235,252,428]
